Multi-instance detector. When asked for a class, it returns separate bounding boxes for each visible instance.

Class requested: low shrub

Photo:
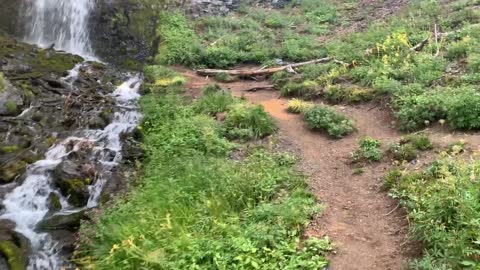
[225,103,277,140]
[325,85,375,104]
[352,137,382,162]
[400,133,433,151]
[281,81,323,99]
[386,155,480,269]
[304,105,355,138]
[193,87,237,116]
[287,98,314,114]
[214,72,237,82]
[447,89,480,130]
[389,133,432,161]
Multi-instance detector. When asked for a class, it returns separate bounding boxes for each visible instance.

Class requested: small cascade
[0,68,142,269]
[23,0,96,58]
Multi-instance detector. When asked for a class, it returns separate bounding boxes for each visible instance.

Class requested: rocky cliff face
[0,0,290,68]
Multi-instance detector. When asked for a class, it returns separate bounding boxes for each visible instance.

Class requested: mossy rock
[47,193,62,212]
[0,220,29,270]
[36,210,86,232]
[0,241,27,270]
[0,160,27,184]
[53,161,90,207]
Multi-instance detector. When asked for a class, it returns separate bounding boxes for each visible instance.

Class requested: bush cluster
[388,133,433,161]
[304,105,355,138]
[386,154,480,269]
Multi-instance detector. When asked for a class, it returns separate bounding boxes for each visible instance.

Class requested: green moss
[5,101,17,114]
[56,178,88,207]
[0,161,27,183]
[0,241,26,270]
[1,145,19,154]
[47,193,62,212]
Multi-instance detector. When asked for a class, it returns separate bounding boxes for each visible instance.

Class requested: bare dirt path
[178,68,480,270]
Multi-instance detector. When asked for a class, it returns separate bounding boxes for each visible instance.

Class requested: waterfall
[23,0,96,58]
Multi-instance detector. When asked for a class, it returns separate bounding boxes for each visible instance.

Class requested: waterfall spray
[23,0,96,58]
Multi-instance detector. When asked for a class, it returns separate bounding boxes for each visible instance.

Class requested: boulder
[0,77,23,117]
[53,161,90,207]
[0,220,30,270]
[36,210,87,232]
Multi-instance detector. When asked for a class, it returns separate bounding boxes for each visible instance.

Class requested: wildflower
[109,244,120,254]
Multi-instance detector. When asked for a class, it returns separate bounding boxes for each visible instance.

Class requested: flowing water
[23,0,96,58]
[0,0,143,269]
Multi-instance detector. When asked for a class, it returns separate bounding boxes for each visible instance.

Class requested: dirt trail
[179,68,480,269]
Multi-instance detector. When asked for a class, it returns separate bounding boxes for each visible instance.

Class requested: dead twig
[383,204,400,216]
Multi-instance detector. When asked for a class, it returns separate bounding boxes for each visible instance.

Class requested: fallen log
[196,57,340,77]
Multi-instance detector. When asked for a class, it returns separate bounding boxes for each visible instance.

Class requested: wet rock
[36,210,87,232]
[49,230,76,255]
[87,115,107,129]
[53,161,90,207]
[0,154,27,184]
[0,78,23,116]
[122,140,143,161]
[0,220,30,270]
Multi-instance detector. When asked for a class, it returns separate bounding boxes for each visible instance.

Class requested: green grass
[76,69,330,269]
[386,153,480,269]
[388,133,433,162]
[224,103,277,140]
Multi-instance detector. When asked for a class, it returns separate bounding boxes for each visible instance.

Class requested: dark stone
[0,78,24,116]
[36,210,87,232]
[0,219,30,270]
[53,161,90,207]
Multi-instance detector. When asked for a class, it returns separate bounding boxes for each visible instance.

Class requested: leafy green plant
[224,103,277,140]
[389,133,432,161]
[352,137,382,162]
[304,105,355,138]
[193,87,237,116]
[386,155,480,269]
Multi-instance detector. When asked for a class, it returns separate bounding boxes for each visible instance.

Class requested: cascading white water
[23,0,96,58]
[0,70,142,269]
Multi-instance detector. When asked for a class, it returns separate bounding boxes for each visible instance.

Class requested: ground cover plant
[385,151,480,269]
[388,133,433,162]
[76,67,331,269]
[352,137,382,162]
[304,105,355,138]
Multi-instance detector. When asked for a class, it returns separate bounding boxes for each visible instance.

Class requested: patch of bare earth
[179,67,480,269]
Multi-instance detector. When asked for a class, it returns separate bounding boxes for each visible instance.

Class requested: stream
[0,0,142,269]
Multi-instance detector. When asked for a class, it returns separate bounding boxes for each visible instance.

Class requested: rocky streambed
[0,34,143,269]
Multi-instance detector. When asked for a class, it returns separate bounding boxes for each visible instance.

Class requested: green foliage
[325,85,375,104]
[193,86,238,116]
[447,89,480,130]
[352,137,382,162]
[287,98,314,114]
[281,81,322,99]
[386,155,480,269]
[155,12,202,66]
[388,133,432,161]
[77,68,329,269]
[225,103,277,140]
[304,105,355,138]
[400,133,433,151]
